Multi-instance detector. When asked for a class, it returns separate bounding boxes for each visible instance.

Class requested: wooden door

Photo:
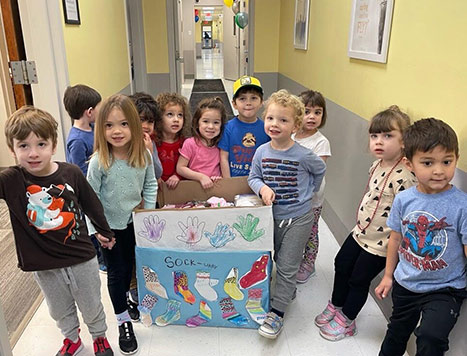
[0,0,33,108]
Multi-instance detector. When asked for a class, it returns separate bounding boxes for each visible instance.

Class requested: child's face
[11,132,56,176]
[369,129,403,164]
[302,105,323,133]
[198,109,222,144]
[405,146,457,194]
[264,103,297,144]
[161,104,184,138]
[140,116,155,136]
[232,92,262,122]
[104,108,131,150]
[89,102,101,124]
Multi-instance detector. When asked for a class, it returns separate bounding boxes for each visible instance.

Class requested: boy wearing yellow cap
[219,75,270,177]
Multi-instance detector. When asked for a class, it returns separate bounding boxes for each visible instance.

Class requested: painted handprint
[177,216,205,245]
[138,215,166,243]
[204,222,236,248]
[233,214,265,242]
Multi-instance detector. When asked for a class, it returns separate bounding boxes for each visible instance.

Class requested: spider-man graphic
[401,215,451,259]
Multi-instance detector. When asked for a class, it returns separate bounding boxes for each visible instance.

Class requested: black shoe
[127,296,140,322]
[118,321,138,355]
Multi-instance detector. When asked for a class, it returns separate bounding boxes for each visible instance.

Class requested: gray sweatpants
[34,257,107,340]
[271,210,314,313]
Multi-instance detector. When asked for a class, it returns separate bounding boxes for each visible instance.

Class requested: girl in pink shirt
[177,97,226,189]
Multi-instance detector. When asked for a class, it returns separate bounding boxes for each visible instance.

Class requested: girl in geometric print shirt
[316,106,417,342]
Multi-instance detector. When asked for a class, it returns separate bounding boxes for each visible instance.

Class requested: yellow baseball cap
[233,75,263,98]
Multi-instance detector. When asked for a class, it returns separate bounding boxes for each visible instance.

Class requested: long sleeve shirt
[248,142,326,220]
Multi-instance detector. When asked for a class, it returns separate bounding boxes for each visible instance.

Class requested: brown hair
[191,97,226,147]
[369,105,410,134]
[63,84,101,121]
[403,118,459,161]
[129,92,160,124]
[154,92,190,144]
[299,90,327,128]
[263,89,305,128]
[93,94,149,170]
[5,106,58,151]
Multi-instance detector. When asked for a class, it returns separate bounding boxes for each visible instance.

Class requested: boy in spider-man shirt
[375,118,467,356]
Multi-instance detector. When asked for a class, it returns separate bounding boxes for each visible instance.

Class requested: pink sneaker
[314,301,338,327]
[296,262,315,284]
[319,309,357,341]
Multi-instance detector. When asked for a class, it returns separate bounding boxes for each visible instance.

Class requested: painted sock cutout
[142,266,168,299]
[223,267,244,301]
[139,294,158,327]
[185,300,212,328]
[173,270,196,304]
[219,297,248,326]
[239,254,269,289]
[194,271,218,301]
[155,299,181,326]
[245,288,267,325]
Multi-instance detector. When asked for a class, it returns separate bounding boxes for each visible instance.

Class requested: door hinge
[9,60,38,85]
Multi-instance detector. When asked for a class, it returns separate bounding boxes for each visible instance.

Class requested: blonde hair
[263,89,305,128]
[94,94,149,170]
[154,92,190,144]
[5,106,58,151]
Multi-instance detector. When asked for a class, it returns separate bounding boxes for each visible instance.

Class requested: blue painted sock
[116,310,131,325]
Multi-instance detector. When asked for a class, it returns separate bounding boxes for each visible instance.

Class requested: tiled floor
[12,219,391,356]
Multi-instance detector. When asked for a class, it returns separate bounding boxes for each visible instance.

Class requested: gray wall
[258,72,467,356]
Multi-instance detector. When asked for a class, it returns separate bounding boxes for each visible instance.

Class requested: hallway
[12,219,391,356]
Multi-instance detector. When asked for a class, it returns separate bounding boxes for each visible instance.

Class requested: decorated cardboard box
[133,177,274,329]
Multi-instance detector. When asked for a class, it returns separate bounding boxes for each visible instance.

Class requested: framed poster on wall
[294,0,310,50]
[348,0,394,63]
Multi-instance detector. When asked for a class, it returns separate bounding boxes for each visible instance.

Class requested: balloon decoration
[235,12,249,29]
[224,0,233,7]
[232,1,240,15]
[194,9,199,23]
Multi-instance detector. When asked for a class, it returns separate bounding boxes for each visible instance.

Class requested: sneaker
[296,262,315,284]
[127,296,140,322]
[93,337,114,356]
[118,321,138,355]
[258,311,284,339]
[315,300,338,327]
[319,309,357,341]
[99,264,107,274]
[56,337,83,356]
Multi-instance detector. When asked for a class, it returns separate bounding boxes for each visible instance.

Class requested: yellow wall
[61,0,130,97]
[276,0,467,169]
[143,0,169,73]
[254,0,280,72]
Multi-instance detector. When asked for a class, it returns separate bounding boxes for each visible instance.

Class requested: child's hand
[259,185,275,205]
[166,175,180,189]
[143,132,153,152]
[199,174,214,189]
[210,176,222,183]
[96,233,116,250]
[375,276,393,300]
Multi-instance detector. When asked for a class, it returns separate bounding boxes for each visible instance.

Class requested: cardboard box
[133,177,274,329]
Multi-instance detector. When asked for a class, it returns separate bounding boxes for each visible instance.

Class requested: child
[376,118,467,356]
[219,75,270,177]
[86,94,157,355]
[316,106,417,341]
[63,84,107,274]
[293,90,331,283]
[248,89,326,338]
[1,106,114,356]
[64,84,101,176]
[176,96,226,189]
[154,92,190,189]
[129,92,163,181]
